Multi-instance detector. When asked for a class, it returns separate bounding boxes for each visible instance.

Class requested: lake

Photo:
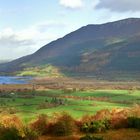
[0,76,32,84]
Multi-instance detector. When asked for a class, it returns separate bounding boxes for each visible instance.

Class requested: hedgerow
[0,106,140,139]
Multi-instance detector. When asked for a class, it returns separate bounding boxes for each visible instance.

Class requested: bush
[0,126,21,140]
[81,120,110,133]
[80,135,103,140]
[50,113,76,136]
[0,115,22,129]
[128,117,140,129]
[31,114,48,135]
[22,127,38,140]
[110,117,128,129]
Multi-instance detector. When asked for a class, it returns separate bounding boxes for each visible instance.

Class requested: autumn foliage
[0,106,140,139]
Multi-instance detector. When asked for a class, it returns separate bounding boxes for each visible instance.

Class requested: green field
[0,89,140,122]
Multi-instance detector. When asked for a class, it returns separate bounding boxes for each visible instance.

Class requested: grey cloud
[0,34,35,59]
[0,21,69,60]
[95,0,140,12]
[0,35,35,47]
[0,45,34,60]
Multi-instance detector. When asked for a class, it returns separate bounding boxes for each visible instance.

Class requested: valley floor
[0,79,140,140]
[0,79,140,121]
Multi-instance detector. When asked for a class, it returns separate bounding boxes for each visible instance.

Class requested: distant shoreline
[0,77,139,92]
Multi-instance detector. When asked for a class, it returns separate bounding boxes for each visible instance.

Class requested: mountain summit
[0,18,140,79]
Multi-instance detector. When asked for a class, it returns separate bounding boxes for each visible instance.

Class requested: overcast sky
[0,0,140,60]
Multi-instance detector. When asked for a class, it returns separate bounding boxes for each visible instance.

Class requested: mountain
[0,18,140,80]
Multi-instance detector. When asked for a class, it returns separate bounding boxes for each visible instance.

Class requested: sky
[0,0,140,60]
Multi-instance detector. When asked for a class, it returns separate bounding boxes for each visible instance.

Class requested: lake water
[0,76,32,84]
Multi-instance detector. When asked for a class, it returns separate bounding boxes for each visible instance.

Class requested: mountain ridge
[0,18,140,80]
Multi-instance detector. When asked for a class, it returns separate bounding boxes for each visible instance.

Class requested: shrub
[103,119,110,130]
[109,109,129,129]
[0,115,22,129]
[89,121,105,132]
[50,113,76,136]
[110,117,128,129]
[81,123,89,133]
[80,135,103,140]
[22,127,38,140]
[128,117,140,129]
[0,126,21,140]
[31,114,48,135]
[81,120,110,133]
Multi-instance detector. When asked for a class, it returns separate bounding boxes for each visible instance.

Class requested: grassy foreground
[0,86,140,140]
[1,107,140,140]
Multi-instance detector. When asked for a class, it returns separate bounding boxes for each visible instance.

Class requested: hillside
[0,18,140,80]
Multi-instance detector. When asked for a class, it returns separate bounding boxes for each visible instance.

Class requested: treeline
[0,105,140,140]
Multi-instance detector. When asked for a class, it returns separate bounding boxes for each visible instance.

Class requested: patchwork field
[0,88,140,122]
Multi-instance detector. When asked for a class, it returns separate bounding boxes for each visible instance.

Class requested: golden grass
[39,129,140,140]
[98,129,140,140]
[39,135,80,140]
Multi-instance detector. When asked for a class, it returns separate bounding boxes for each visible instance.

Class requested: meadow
[0,88,140,122]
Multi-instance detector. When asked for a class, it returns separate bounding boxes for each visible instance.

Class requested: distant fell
[0,18,140,80]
